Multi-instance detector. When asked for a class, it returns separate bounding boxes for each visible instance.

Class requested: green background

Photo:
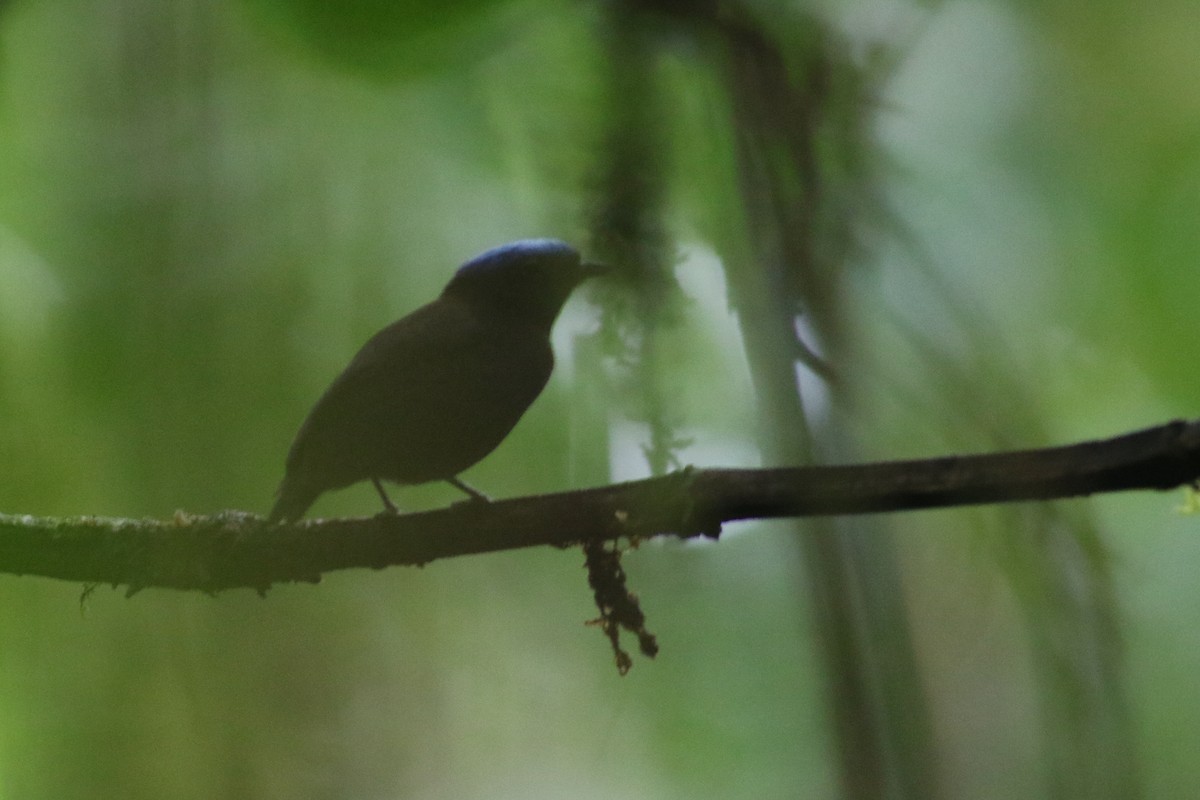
[0,0,1197,797]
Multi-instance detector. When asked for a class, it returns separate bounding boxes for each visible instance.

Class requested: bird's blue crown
[455,238,578,279]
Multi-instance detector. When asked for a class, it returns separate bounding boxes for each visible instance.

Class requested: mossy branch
[2,419,1199,594]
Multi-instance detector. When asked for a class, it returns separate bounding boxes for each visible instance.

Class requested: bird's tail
[267,478,319,523]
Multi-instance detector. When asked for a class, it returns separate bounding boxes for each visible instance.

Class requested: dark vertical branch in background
[587,1,687,477]
[585,3,1140,797]
[709,11,940,800]
[585,2,940,795]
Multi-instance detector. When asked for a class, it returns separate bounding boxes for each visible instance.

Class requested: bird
[267,238,605,522]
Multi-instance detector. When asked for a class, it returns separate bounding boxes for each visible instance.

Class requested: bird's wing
[284,299,552,487]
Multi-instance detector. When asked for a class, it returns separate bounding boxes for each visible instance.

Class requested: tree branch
[3,419,1199,594]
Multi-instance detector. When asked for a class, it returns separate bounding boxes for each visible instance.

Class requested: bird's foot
[371,478,401,515]
[447,477,491,503]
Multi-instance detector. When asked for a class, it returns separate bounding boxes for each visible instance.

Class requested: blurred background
[0,0,1198,797]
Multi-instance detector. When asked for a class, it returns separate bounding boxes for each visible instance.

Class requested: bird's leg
[447,477,491,503]
[371,478,400,515]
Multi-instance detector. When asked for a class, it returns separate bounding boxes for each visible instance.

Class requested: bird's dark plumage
[268,238,601,522]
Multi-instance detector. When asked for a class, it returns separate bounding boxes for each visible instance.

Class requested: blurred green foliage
[237,0,514,78]
[0,0,1197,798]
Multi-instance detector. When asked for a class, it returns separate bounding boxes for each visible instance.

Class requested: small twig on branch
[1,419,1198,595]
